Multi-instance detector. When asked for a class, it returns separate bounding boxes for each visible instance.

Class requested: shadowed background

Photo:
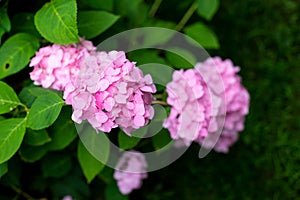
[133,0,300,199]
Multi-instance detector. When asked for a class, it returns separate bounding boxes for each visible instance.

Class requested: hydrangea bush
[0,0,249,199]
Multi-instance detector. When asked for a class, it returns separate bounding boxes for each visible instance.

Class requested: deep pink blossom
[113,151,148,195]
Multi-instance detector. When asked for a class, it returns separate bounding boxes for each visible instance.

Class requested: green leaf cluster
[0,0,224,198]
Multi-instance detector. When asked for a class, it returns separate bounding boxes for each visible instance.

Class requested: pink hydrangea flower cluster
[113,151,148,195]
[29,39,156,134]
[164,57,249,153]
[63,51,156,134]
[162,69,212,144]
[196,57,250,153]
[29,38,96,90]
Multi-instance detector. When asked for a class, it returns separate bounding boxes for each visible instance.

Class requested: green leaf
[11,13,41,38]
[152,129,172,150]
[78,11,119,39]
[41,153,72,178]
[142,24,175,47]
[24,129,51,146]
[19,144,48,162]
[115,0,148,25]
[19,86,54,107]
[0,81,22,115]
[147,20,176,29]
[78,140,105,183]
[46,106,77,151]
[0,33,39,79]
[78,0,113,11]
[50,170,90,199]
[98,166,114,184]
[197,0,220,21]
[0,29,4,44]
[0,7,11,43]
[27,175,47,193]
[166,48,197,69]
[0,157,21,187]
[34,0,79,44]
[26,93,64,130]
[128,49,167,65]
[139,64,173,87]
[0,118,26,164]
[0,116,5,121]
[115,0,141,16]
[0,8,10,32]
[184,22,219,49]
[0,162,8,178]
[118,130,143,150]
[129,50,169,93]
[105,181,129,200]
[78,123,110,173]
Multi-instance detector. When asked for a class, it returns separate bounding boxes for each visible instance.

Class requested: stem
[149,0,163,17]
[21,103,29,114]
[154,93,164,100]
[152,100,168,106]
[12,186,35,200]
[175,0,199,31]
[98,174,109,184]
[8,103,29,118]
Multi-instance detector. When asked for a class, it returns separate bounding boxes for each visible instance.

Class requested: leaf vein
[50,1,75,39]
[0,119,25,149]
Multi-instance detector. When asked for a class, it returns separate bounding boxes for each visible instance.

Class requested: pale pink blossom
[65,51,156,134]
[195,57,250,153]
[163,69,211,144]
[29,38,96,90]
[113,151,147,195]
[164,57,250,153]
[62,196,73,200]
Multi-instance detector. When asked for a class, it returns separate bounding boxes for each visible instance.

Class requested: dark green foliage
[135,0,300,199]
[0,0,298,199]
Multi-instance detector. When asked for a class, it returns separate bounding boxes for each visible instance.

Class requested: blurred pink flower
[113,151,147,195]
[164,57,250,153]
[163,69,211,144]
[62,196,73,200]
[195,57,250,153]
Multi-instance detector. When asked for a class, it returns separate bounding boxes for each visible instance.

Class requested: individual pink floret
[29,38,96,90]
[113,151,148,195]
[64,51,156,134]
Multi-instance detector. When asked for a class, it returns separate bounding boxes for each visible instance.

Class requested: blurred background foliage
[135,0,299,199]
[0,0,299,199]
